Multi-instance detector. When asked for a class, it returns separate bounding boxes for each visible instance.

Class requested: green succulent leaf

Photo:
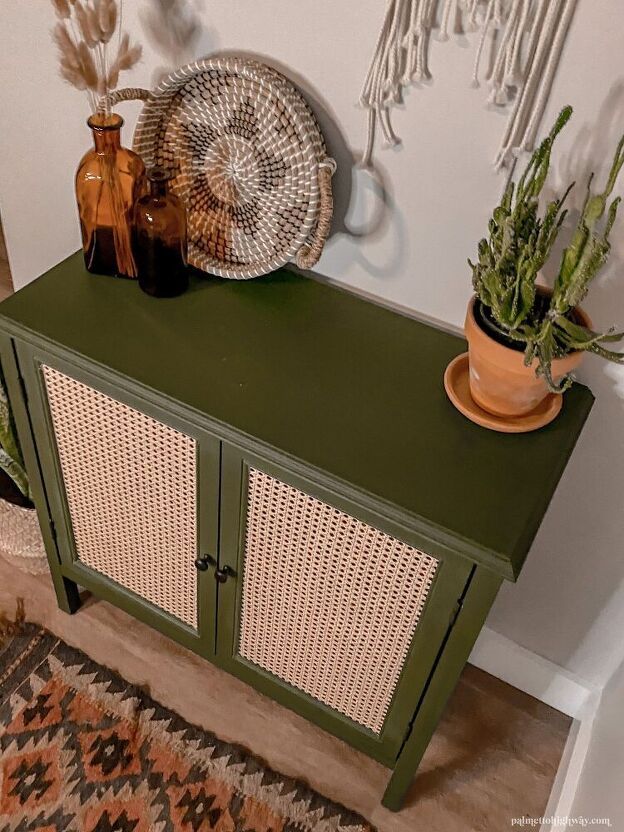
[555,316,624,348]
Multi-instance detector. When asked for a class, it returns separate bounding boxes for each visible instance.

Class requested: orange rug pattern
[0,625,373,832]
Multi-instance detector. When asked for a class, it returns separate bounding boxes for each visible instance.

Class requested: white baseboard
[469,626,596,718]
[469,627,602,831]
[537,690,601,831]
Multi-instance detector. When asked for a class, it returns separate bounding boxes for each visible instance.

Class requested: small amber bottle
[133,168,188,297]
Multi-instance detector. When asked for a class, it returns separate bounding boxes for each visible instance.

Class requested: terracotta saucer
[443,352,562,433]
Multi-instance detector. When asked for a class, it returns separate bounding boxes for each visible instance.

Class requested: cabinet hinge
[449,598,464,628]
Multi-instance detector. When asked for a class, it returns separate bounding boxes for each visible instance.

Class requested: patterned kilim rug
[0,622,374,832]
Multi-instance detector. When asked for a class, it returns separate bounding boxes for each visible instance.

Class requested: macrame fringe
[360,0,578,170]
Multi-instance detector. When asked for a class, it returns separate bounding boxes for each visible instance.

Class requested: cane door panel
[17,343,220,655]
[216,444,472,764]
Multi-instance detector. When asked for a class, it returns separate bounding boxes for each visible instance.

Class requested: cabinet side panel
[383,567,503,810]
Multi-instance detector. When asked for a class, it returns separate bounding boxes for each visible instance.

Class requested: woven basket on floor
[0,499,47,576]
[107,57,336,279]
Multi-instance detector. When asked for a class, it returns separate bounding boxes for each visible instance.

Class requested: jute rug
[0,620,374,832]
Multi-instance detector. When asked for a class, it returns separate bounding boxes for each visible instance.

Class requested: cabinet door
[217,444,472,764]
[17,342,220,657]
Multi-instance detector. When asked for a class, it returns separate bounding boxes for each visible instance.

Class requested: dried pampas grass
[117,33,142,70]
[74,1,99,48]
[107,33,142,89]
[54,23,99,94]
[52,20,76,56]
[97,0,118,43]
[52,0,71,20]
[50,0,142,115]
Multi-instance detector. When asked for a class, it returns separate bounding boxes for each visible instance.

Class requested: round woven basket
[107,57,336,279]
[0,499,48,576]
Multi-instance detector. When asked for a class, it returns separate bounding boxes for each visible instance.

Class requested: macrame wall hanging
[360,0,578,170]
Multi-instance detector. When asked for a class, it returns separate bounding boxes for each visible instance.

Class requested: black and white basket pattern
[108,57,336,279]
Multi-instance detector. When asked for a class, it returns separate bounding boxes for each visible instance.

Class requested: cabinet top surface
[0,253,593,578]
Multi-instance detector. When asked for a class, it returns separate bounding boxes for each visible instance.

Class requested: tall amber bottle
[133,168,188,297]
[76,113,146,278]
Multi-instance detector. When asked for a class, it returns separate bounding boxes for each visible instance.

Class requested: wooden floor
[0,222,14,301]
[0,554,571,831]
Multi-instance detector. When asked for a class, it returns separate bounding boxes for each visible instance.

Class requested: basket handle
[295,158,337,270]
[96,87,153,113]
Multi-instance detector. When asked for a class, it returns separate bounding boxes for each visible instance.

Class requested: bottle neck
[88,113,123,154]
[150,179,169,198]
[92,129,122,153]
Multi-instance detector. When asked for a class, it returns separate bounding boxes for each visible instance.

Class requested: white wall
[484,3,624,692]
[1,1,624,691]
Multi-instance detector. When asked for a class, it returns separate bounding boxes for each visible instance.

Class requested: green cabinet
[0,253,594,810]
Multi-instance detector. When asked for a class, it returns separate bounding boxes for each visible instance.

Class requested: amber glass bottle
[76,113,146,278]
[133,168,188,297]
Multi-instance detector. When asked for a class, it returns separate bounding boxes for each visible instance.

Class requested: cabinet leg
[50,572,81,615]
[382,567,503,812]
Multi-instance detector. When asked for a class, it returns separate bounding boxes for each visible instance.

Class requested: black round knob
[214,566,234,584]
[194,556,210,572]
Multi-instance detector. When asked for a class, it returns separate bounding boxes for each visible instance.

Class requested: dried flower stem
[50,0,142,116]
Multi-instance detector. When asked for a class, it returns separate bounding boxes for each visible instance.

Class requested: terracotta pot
[465,296,591,418]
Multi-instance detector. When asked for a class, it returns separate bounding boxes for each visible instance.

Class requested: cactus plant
[470,105,624,393]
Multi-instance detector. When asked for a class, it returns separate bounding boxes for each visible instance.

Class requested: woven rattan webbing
[41,365,198,629]
[238,469,439,734]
